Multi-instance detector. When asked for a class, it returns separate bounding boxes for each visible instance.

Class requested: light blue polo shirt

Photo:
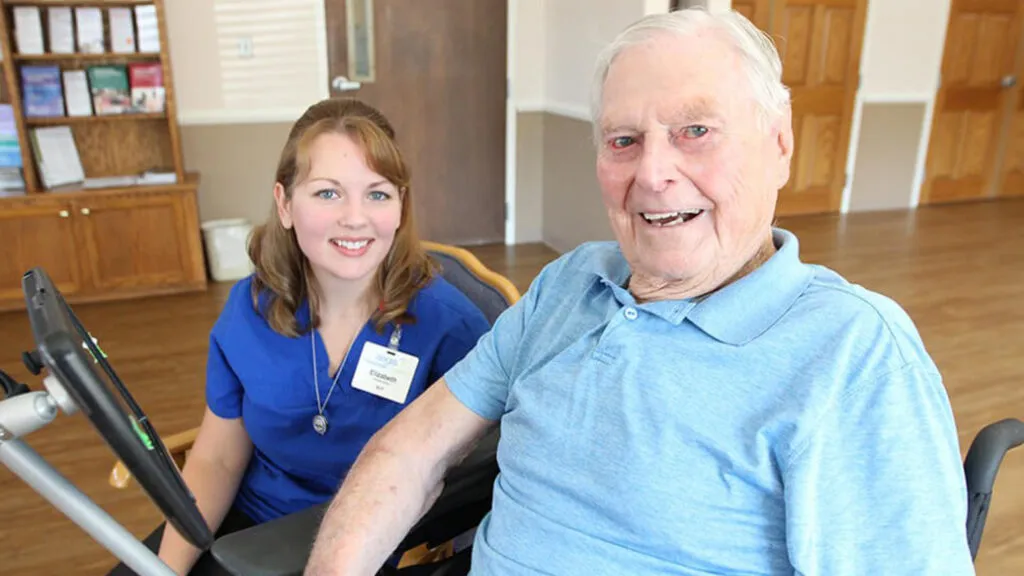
[445,227,974,575]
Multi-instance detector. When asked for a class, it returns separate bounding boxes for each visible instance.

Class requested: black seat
[210,428,499,576]
[964,418,1024,560]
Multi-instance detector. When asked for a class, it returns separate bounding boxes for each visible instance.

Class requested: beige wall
[515,113,545,243]
[180,123,292,226]
[541,114,613,253]
[848,104,927,213]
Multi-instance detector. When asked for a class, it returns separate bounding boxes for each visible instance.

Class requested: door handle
[80,207,90,215]
[1002,75,1017,88]
[58,210,69,218]
[332,76,361,92]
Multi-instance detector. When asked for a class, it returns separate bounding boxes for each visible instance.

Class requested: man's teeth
[331,239,369,249]
[640,210,704,226]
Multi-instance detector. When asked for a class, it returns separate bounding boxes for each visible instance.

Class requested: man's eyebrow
[600,123,637,136]
[600,100,724,135]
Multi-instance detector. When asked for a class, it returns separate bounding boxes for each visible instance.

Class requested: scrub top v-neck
[204,274,491,523]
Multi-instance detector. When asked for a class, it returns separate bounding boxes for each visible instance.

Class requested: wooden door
[922,0,1024,204]
[73,193,198,292]
[324,0,507,246]
[771,0,868,216]
[731,0,772,30]
[0,200,85,305]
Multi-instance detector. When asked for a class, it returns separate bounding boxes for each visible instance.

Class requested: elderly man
[305,8,974,575]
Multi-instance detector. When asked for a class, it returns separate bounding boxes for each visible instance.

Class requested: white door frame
[505,0,518,245]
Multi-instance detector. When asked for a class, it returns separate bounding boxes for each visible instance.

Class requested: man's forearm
[304,437,445,576]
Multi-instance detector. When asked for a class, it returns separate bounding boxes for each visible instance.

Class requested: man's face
[596,30,793,297]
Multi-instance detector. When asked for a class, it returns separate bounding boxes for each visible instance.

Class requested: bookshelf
[0,0,207,312]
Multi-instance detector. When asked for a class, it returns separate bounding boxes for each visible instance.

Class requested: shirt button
[624,307,638,320]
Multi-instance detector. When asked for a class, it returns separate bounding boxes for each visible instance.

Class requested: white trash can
[201,218,255,282]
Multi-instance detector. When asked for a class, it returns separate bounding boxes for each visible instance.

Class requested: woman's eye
[316,189,339,200]
[681,125,709,139]
[368,190,391,201]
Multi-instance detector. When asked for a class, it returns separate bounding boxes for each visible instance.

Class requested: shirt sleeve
[783,361,975,575]
[205,331,244,419]
[442,260,553,421]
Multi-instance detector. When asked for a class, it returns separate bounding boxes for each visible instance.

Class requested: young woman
[109,97,491,575]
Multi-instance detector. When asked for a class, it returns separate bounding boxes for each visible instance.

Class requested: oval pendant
[312,414,328,435]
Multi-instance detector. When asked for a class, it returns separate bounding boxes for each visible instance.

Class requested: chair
[106,241,520,571]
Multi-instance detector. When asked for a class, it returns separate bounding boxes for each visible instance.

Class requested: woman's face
[275,132,403,286]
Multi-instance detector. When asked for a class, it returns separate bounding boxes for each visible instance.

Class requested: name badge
[351,341,419,404]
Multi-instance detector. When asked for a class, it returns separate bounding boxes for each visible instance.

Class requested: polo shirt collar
[590,227,812,346]
[686,228,812,345]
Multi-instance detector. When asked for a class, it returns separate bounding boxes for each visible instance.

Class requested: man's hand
[304,378,495,575]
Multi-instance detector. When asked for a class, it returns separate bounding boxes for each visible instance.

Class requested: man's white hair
[590,7,791,143]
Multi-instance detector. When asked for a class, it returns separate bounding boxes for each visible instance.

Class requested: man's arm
[304,378,496,576]
[783,362,975,575]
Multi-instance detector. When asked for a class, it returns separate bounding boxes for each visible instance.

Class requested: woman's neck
[312,269,378,327]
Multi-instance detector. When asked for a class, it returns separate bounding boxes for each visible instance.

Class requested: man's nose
[635,135,677,193]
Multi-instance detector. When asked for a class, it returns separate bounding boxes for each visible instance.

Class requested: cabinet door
[72,192,197,292]
[0,200,85,305]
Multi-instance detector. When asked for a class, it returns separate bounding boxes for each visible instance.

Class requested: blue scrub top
[204,274,491,524]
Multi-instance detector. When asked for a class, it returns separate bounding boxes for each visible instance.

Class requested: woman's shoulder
[410,275,490,330]
[213,274,275,337]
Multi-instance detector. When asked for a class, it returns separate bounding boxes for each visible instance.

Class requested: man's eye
[681,125,709,139]
[610,136,635,149]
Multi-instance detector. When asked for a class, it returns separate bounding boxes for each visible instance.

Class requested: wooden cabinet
[0,0,210,312]
[0,176,207,313]
[0,197,87,304]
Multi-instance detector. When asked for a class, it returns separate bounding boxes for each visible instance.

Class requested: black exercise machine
[1,267,1021,576]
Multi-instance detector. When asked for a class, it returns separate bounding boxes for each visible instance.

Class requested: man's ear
[274,183,293,229]
[773,106,794,190]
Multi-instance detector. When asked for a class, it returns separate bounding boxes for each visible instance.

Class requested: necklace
[310,326,353,436]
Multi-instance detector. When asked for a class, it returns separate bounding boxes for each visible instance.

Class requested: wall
[848,104,926,212]
[512,0,546,243]
[166,0,556,243]
[165,0,326,229]
[525,0,657,252]
[166,0,959,253]
[845,0,952,212]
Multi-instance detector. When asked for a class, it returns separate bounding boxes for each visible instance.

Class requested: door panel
[74,193,191,291]
[731,0,771,30]
[324,0,507,245]
[0,201,84,303]
[922,0,1024,204]
[772,0,867,216]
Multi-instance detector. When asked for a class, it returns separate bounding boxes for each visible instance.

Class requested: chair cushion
[428,251,510,325]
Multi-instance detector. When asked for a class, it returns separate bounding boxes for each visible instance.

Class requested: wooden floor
[1,199,1022,575]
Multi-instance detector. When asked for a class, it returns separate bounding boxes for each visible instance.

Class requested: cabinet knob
[80,207,90,215]
[59,210,69,218]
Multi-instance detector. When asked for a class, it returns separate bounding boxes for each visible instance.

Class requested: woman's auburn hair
[247,97,435,337]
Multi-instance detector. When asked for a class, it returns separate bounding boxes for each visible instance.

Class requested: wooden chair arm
[108,426,200,489]
[421,240,521,305]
